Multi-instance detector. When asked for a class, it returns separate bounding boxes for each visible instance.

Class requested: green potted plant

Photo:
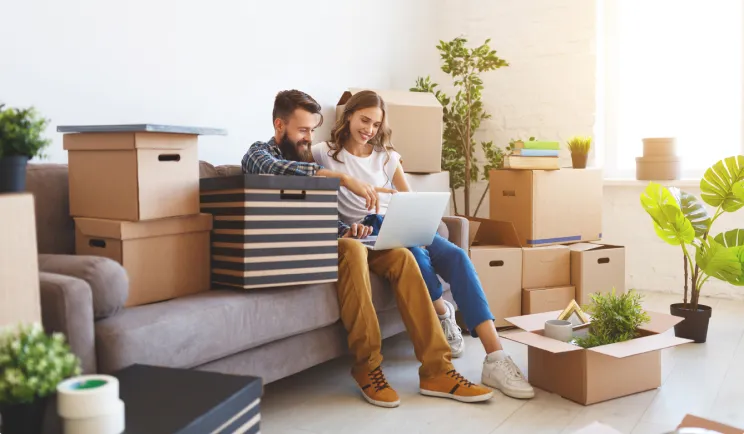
[0,323,81,434]
[567,135,592,169]
[574,289,651,348]
[640,155,744,343]
[0,103,52,193]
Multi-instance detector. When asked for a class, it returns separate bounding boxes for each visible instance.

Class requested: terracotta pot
[571,153,588,169]
[670,303,712,343]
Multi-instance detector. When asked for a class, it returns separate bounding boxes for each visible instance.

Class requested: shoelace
[497,358,526,381]
[447,369,474,388]
[369,367,391,392]
[441,316,462,342]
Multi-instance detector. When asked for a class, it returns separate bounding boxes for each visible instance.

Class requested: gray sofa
[28,161,462,384]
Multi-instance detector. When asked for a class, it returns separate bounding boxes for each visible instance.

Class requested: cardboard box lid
[63,131,201,151]
[504,331,583,354]
[638,310,685,334]
[57,124,228,135]
[587,333,692,359]
[568,242,624,252]
[338,88,442,109]
[75,214,213,240]
[678,414,744,433]
[505,310,563,332]
[463,216,523,248]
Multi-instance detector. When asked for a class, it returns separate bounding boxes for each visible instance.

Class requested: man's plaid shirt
[241,138,351,237]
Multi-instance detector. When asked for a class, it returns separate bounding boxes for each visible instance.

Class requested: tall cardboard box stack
[521,246,575,315]
[60,124,225,307]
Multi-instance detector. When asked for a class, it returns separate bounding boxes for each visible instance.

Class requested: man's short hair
[272,90,323,127]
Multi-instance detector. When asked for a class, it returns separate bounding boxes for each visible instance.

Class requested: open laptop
[358,192,451,250]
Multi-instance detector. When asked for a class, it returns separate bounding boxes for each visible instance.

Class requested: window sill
[603,178,701,188]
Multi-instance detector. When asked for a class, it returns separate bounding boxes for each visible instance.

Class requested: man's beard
[277,132,313,162]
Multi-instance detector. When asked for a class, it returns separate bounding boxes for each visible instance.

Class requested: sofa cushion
[26,164,75,254]
[94,284,340,373]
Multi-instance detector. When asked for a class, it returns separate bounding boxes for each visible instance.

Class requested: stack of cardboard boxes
[60,124,224,307]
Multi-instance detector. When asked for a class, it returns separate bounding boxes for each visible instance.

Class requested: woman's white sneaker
[481,354,535,399]
[439,300,465,358]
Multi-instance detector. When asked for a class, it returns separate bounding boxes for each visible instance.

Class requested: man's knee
[338,238,367,261]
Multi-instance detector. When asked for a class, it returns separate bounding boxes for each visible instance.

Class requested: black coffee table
[43,364,263,434]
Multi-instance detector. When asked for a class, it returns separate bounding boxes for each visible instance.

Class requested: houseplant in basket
[640,155,744,343]
[0,103,51,193]
[567,135,592,169]
[0,323,81,434]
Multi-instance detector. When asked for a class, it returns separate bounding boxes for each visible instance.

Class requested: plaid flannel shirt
[241,138,350,238]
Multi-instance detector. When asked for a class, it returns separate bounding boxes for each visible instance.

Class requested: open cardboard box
[503,310,692,405]
[678,414,744,433]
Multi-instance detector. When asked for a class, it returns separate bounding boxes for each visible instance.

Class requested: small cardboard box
[74,213,213,307]
[337,89,443,173]
[489,168,603,247]
[522,285,575,315]
[678,414,744,433]
[465,217,523,328]
[569,243,626,305]
[0,194,41,327]
[522,245,570,289]
[403,171,451,216]
[504,310,692,405]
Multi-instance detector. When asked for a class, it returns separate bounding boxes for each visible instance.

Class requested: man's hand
[341,175,397,214]
[342,223,374,239]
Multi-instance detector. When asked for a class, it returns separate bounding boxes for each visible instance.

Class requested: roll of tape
[62,399,125,434]
[57,375,120,419]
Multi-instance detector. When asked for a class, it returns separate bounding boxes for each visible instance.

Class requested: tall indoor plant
[0,323,81,434]
[411,37,509,216]
[0,103,51,192]
[640,155,744,342]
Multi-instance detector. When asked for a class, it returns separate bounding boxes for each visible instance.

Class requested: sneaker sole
[481,378,535,399]
[357,387,400,408]
[419,388,494,403]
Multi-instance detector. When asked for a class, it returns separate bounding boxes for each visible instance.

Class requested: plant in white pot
[0,103,51,193]
[640,155,744,343]
[0,323,81,434]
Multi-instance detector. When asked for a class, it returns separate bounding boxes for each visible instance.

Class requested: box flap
[587,333,692,358]
[462,216,523,248]
[638,310,685,334]
[504,310,563,332]
[339,88,441,108]
[678,414,744,434]
[502,331,583,354]
[63,131,198,151]
[75,214,212,240]
[569,242,625,252]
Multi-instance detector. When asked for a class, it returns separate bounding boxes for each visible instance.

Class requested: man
[242,89,493,408]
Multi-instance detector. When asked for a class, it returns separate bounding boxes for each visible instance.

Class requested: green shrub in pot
[0,103,52,192]
[574,289,650,349]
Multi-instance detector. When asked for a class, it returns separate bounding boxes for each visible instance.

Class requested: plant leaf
[668,187,711,238]
[700,155,744,211]
[734,180,744,202]
[641,183,694,245]
[696,238,742,284]
[713,229,744,286]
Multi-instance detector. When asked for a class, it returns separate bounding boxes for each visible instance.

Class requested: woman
[311,90,534,400]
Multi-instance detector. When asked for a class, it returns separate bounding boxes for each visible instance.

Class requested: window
[597,0,743,179]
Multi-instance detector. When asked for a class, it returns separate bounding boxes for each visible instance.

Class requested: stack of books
[504,141,561,170]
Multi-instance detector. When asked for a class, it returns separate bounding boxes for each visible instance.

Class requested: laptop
[358,192,451,250]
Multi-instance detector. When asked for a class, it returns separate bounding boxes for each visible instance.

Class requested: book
[504,155,560,170]
[521,140,561,150]
[512,149,560,157]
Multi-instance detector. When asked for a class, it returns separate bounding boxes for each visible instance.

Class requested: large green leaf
[695,238,742,284]
[641,183,695,245]
[700,155,744,211]
[734,180,744,202]
[714,229,744,286]
[669,187,711,238]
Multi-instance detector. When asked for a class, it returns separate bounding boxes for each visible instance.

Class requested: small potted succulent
[0,323,81,434]
[0,103,52,193]
[567,135,592,169]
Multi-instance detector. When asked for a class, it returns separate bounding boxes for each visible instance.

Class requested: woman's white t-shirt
[311,141,401,225]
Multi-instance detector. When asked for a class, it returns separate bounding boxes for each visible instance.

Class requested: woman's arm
[392,163,412,192]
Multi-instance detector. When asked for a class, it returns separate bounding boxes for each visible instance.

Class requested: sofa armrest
[39,272,97,374]
[442,216,469,250]
[38,254,128,319]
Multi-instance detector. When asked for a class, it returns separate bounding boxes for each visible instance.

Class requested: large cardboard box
[465,217,523,327]
[569,243,626,305]
[61,124,225,221]
[200,174,340,289]
[337,89,443,173]
[74,214,212,307]
[522,285,575,315]
[489,168,603,247]
[504,310,692,405]
[522,245,570,289]
[0,194,41,327]
[404,171,451,216]
[677,414,744,433]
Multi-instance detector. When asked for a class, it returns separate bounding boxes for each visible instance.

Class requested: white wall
[0,0,438,165]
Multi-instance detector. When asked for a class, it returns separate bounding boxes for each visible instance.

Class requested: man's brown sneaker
[420,369,494,403]
[352,366,400,408]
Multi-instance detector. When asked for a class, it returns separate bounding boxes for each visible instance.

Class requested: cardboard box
[522,245,570,289]
[200,174,340,289]
[74,214,212,307]
[504,310,692,405]
[678,414,744,434]
[404,171,451,216]
[522,285,575,315]
[489,168,603,247]
[465,217,523,328]
[0,194,41,327]
[569,243,626,305]
[337,89,443,173]
[63,128,202,221]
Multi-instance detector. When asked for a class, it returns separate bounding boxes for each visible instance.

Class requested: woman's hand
[341,175,396,213]
[343,223,374,239]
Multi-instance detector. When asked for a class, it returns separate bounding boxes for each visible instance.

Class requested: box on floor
[677,414,744,434]
[403,171,451,216]
[337,88,443,173]
[521,244,574,314]
[75,214,213,307]
[504,310,691,405]
[489,168,603,247]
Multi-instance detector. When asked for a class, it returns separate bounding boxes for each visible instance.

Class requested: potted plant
[0,323,81,434]
[574,289,651,348]
[640,155,744,343]
[0,103,52,193]
[567,135,592,169]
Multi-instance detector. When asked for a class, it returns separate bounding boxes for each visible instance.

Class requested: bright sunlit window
[597,0,743,179]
